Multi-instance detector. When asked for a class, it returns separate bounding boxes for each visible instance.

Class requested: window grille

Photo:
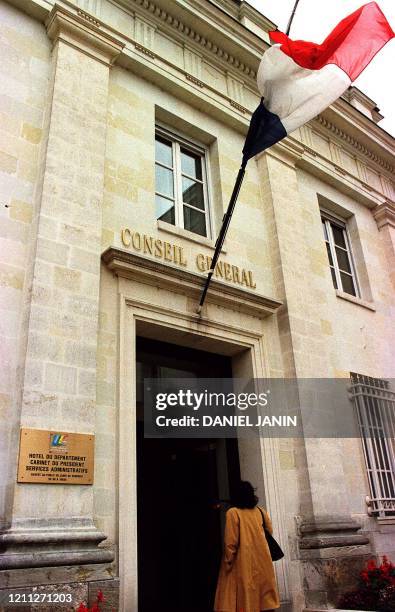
[351,372,395,517]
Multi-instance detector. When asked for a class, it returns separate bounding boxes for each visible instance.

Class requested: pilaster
[372,201,395,292]
[257,147,372,609]
[0,4,124,573]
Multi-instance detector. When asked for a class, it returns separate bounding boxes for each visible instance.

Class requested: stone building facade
[0,0,394,610]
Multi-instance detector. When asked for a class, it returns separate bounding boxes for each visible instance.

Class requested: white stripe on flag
[257,45,351,135]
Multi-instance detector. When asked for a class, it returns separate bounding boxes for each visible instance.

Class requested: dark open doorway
[136,337,240,612]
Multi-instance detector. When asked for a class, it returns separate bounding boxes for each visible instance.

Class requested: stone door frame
[116,291,290,610]
[101,247,288,610]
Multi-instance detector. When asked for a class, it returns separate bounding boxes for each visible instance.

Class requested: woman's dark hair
[231,480,258,509]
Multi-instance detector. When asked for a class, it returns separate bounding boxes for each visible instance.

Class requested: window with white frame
[351,372,395,517]
[321,213,359,297]
[155,128,210,238]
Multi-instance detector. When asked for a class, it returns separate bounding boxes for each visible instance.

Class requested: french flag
[242,2,394,163]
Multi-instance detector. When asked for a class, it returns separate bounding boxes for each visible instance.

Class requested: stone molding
[128,3,393,191]
[10,1,394,194]
[46,3,125,66]
[0,519,114,570]
[372,201,395,230]
[299,516,370,551]
[238,1,276,33]
[343,86,384,124]
[185,73,204,87]
[315,114,394,174]
[258,136,383,212]
[77,8,101,28]
[101,247,282,318]
[132,0,257,79]
[116,289,289,607]
[261,138,305,169]
[126,0,394,179]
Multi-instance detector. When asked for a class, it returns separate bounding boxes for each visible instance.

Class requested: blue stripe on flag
[242,100,287,163]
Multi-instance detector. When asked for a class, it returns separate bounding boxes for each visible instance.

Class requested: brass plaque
[17,428,94,485]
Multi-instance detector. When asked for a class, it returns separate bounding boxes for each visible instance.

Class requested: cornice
[337,96,393,147]
[372,201,395,230]
[259,134,386,210]
[238,2,276,32]
[324,98,395,164]
[6,0,394,198]
[101,247,282,318]
[207,0,239,20]
[122,0,394,173]
[168,0,271,55]
[343,86,384,124]
[315,114,394,174]
[259,137,305,169]
[46,3,124,65]
[239,1,277,30]
[131,0,258,79]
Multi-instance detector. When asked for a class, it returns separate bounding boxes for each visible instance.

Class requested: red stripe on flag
[270,2,394,82]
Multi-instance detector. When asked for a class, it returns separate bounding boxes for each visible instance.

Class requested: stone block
[54,266,81,291]
[33,261,53,286]
[36,216,57,240]
[0,151,17,174]
[88,578,119,611]
[279,450,296,470]
[58,223,85,246]
[17,160,38,185]
[0,237,26,268]
[22,390,58,416]
[44,363,77,394]
[70,247,99,275]
[93,487,115,516]
[64,342,96,369]
[97,380,115,405]
[302,554,372,608]
[78,370,96,398]
[29,333,63,362]
[67,295,97,318]
[50,311,81,339]
[9,199,33,223]
[0,264,24,290]
[0,307,19,338]
[21,122,42,144]
[24,359,43,388]
[61,398,95,423]
[37,238,69,266]
[320,319,333,336]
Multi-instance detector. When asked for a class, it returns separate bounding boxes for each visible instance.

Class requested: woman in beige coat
[214,481,280,612]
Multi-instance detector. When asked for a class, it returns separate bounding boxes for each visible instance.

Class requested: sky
[247,0,395,136]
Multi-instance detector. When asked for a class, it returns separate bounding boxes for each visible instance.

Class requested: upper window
[155,129,210,238]
[321,213,359,297]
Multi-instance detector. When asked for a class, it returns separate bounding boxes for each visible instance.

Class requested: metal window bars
[350,372,395,517]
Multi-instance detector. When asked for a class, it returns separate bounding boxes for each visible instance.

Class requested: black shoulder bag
[258,507,284,561]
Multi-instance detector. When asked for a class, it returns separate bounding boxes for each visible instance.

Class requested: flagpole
[285,0,301,35]
[196,2,301,315]
[196,161,247,315]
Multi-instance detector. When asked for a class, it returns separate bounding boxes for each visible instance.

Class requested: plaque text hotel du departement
[17,428,94,484]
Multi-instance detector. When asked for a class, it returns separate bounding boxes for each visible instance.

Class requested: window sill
[157,220,226,253]
[376,517,395,525]
[335,290,376,311]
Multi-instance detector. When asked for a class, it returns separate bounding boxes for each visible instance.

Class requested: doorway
[136,337,240,612]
